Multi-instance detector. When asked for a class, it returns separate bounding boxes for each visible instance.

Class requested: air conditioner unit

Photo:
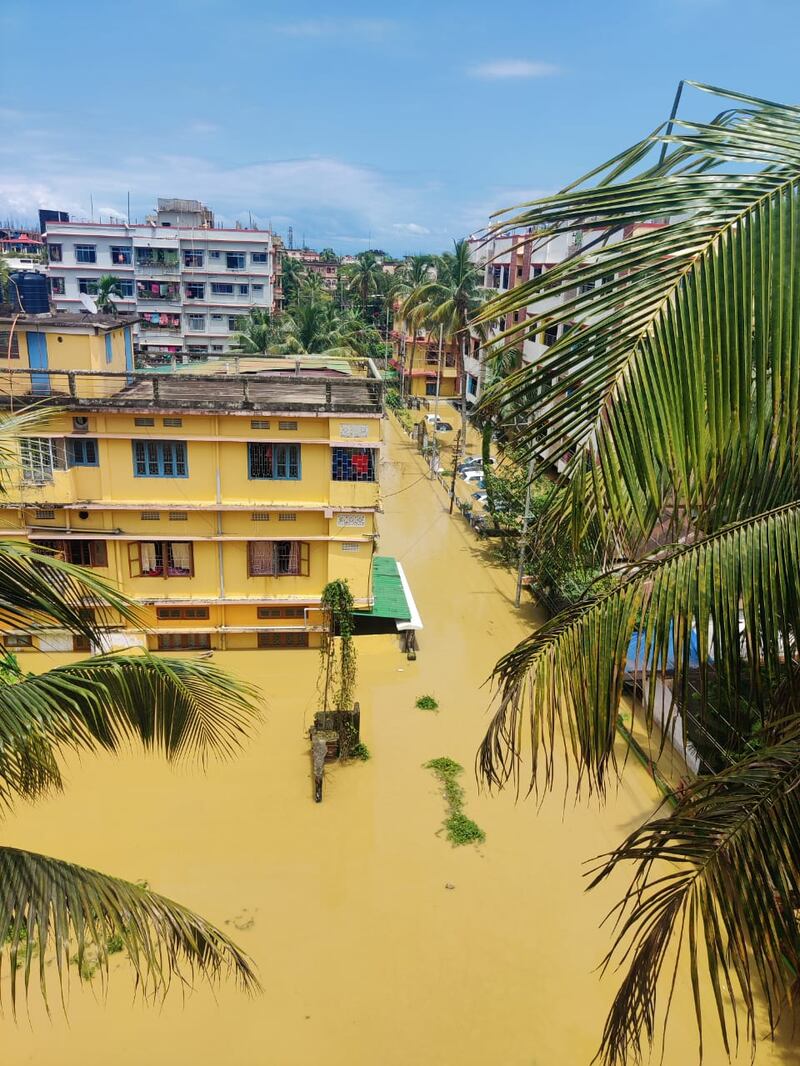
[73,416,89,433]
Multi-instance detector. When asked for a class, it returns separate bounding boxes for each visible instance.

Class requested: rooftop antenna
[79,292,99,314]
[287,226,294,249]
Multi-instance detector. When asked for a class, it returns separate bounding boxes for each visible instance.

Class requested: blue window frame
[67,438,98,466]
[105,333,112,364]
[248,442,300,480]
[133,440,188,478]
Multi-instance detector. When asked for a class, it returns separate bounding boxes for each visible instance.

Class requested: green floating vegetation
[424,757,485,847]
[416,694,439,711]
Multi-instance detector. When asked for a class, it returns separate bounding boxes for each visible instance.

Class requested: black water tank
[8,272,49,314]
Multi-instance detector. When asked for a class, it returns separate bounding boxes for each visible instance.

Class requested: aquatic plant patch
[424,757,485,847]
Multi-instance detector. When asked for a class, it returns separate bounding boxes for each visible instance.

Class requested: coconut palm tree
[280,255,304,307]
[345,251,382,316]
[476,82,800,1065]
[0,415,260,1010]
[94,275,123,314]
[404,242,488,444]
[231,308,282,354]
[393,257,433,397]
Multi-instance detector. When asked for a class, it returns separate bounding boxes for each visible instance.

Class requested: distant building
[467,220,668,404]
[44,198,280,355]
[286,248,340,292]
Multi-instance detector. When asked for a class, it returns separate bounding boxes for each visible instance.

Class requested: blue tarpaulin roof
[625,625,703,675]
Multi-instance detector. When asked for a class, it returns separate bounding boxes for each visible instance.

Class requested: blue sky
[1,0,798,254]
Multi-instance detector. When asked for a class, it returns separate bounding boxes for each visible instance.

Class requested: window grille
[278,513,296,521]
[247,541,309,577]
[0,330,20,358]
[38,539,107,567]
[132,440,188,478]
[250,420,270,429]
[141,512,160,521]
[163,418,182,427]
[157,633,210,650]
[20,438,65,483]
[34,509,55,520]
[251,513,270,521]
[257,606,305,619]
[135,417,155,427]
[66,438,98,466]
[247,442,300,480]
[168,512,187,521]
[257,632,308,649]
[341,543,360,553]
[331,447,376,482]
[278,421,298,431]
[129,541,193,578]
[156,606,209,620]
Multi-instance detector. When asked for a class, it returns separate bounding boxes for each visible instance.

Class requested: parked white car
[462,468,485,484]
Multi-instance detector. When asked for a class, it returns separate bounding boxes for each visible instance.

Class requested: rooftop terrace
[0,361,384,416]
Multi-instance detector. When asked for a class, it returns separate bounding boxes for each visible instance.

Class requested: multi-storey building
[0,312,389,652]
[467,221,667,405]
[389,325,460,400]
[44,199,280,356]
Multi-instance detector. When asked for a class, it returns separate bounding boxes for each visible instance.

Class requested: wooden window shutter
[299,541,310,577]
[90,541,108,567]
[127,542,141,577]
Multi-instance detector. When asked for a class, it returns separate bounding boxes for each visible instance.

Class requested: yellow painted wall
[1,405,381,648]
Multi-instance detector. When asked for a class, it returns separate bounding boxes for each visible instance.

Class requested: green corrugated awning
[356,556,412,621]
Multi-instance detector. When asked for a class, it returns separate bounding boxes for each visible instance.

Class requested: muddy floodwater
[1,418,795,1065]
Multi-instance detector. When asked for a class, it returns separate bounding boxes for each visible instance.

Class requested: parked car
[462,468,485,484]
[435,420,453,432]
[458,456,495,473]
[472,490,489,505]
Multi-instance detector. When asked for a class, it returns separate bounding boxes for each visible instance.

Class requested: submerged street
[0,416,791,1066]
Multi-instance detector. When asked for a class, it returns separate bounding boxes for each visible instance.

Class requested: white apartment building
[467,222,666,405]
[44,198,279,355]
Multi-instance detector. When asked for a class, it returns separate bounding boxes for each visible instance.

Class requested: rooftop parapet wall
[0,366,384,416]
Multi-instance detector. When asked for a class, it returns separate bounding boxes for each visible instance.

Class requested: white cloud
[96,205,128,221]
[188,121,220,136]
[468,59,560,80]
[392,222,430,236]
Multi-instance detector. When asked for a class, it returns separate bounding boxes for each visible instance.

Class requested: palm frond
[0,540,140,641]
[479,501,800,796]
[0,653,259,805]
[475,85,800,550]
[589,741,800,1065]
[0,846,259,1012]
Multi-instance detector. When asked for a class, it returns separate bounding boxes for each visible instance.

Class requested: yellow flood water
[1,418,796,1065]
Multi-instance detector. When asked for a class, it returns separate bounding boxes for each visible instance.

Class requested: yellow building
[390,330,460,399]
[0,313,384,652]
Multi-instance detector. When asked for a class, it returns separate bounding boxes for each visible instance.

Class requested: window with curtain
[247,541,309,577]
[247,442,301,480]
[129,541,193,578]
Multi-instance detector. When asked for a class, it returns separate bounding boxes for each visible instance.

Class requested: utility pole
[514,455,536,608]
[430,325,444,477]
[449,430,461,514]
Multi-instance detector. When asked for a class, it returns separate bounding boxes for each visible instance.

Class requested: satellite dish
[79,292,99,314]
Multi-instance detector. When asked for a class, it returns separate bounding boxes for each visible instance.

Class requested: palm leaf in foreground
[589,744,800,1066]
[475,84,800,551]
[480,502,800,797]
[0,846,259,1012]
[0,652,260,812]
[0,540,141,642]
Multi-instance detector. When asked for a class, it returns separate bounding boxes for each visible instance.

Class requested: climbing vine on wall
[319,578,357,712]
